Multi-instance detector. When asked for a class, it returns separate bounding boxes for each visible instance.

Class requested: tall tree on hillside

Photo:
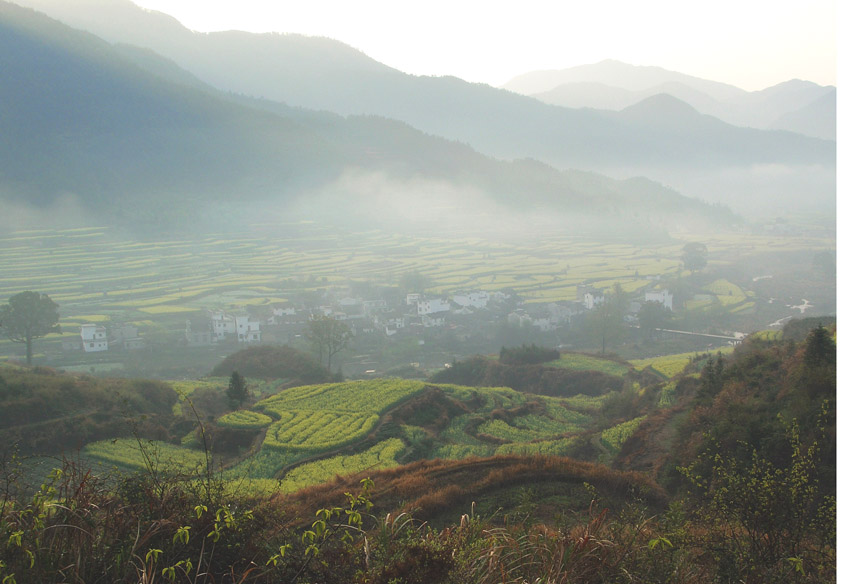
[682,242,708,272]
[304,315,352,370]
[226,370,249,408]
[0,291,60,365]
[589,284,628,355]
[638,301,671,340]
[801,324,836,398]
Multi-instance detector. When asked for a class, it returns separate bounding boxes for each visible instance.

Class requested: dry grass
[273,455,667,528]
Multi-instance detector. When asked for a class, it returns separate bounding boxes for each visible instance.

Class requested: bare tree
[304,315,352,370]
[589,284,628,355]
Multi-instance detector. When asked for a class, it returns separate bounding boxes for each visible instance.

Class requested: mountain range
[0,1,742,237]
[503,60,835,141]
[0,0,836,226]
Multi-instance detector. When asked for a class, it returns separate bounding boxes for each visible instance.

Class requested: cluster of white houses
[180,290,511,346]
[185,311,263,346]
[63,285,675,353]
[62,323,146,353]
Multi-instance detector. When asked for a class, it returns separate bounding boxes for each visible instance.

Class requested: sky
[130,0,837,91]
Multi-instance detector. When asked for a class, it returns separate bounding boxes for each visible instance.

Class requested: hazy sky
[130,0,837,91]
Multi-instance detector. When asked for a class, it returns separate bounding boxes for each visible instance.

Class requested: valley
[0,0,836,581]
[0,220,834,377]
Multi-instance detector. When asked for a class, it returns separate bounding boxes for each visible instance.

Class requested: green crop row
[600,415,648,454]
[278,438,405,494]
[629,354,693,379]
[477,419,550,443]
[657,380,678,407]
[495,436,577,456]
[557,393,611,412]
[550,353,631,377]
[83,438,208,472]
[263,410,379,452]
[258,379,425,416]
[216,410,273,429]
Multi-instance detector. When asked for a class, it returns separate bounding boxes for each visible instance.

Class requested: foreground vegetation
[0,320,836,582]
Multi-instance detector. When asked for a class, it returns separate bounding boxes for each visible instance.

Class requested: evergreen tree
[226,371,249,408]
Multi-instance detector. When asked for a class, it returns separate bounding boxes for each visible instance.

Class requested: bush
[211,345,331,383]
[499,344,560,366]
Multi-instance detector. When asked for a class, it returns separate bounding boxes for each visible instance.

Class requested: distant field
[549,353,631,377]
[0,224,832,366]
[629,347,735,379]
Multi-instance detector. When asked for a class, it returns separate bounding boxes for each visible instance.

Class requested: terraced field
[629,347,735,379]
[2,223,828,359]
[74,376,615,495]
[549,353,631,377]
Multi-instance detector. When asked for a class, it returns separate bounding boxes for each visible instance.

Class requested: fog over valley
[0,2,837,582]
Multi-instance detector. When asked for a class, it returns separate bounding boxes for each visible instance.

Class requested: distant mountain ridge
[506,60,835,141]
[5,0,836,217]
[0,1,737,236]
[504,59,748,101]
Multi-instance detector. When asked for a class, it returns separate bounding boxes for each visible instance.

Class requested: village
[59,281,685,373]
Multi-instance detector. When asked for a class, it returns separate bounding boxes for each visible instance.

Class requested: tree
[803,324,836,370]
[0,291,60,365]
[588,284,628,355]
[226,371,249,408]
[800,324,836,398]
[399,271,432,295]
[637,301,671,340]
[681,242,708,272]
[304,315,352,370]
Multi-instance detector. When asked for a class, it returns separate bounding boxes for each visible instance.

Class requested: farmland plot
[256,379,425,453]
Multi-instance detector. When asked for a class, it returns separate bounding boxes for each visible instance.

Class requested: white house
[532,317,556,332]
[211,312,236,340]
[405,293,421,306]
[80,324,108,352]
[417,298,451,316]
[583,291,605,310]
[185,316,214,346]
[507,310,532,327]
[234,315,262,343]
[111,324,145,350]
[452,291,490,309]
[645,289,674,311]
[421,314,446,328]
[362,299,387,316]
[211,311,261,342]
[382,316,406,337]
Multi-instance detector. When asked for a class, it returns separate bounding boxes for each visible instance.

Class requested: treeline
[0,367,179,452]
[664,322,836,492]
[431,354,623,397]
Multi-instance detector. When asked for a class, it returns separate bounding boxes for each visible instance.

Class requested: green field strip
[550,353,631,377]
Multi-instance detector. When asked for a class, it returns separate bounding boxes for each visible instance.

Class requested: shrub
[211,345,331,383]
[499,344,560,366]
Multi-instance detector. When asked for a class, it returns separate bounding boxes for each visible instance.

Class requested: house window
[89,343,94,348]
